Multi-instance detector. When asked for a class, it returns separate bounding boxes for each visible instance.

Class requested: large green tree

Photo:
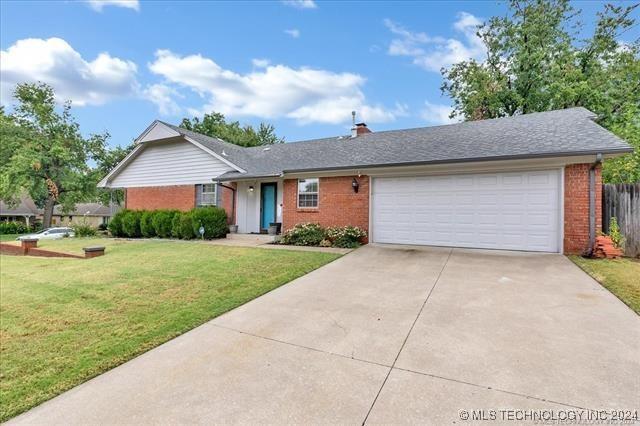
[0,83,115,227]
[441,0,640,183]
[180,112,284,147]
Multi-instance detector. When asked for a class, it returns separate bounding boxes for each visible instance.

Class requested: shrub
[152,210,178,238]
[281,223,326,246]
[73,223,97,237]
[173,211,195,239]
[108,210,127,237]
[327,226,367,248]
[140,211,156,237]
[121,210,142,238]
[191,207,228,239]
[608,217,625,249]
[0,221,29,235]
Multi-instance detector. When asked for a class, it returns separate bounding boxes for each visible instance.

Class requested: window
[297,178,319,208]
[197,183,217,206]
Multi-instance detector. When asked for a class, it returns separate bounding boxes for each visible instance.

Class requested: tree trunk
[42,196,56,229]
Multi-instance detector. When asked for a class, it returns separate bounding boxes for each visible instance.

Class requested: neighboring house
[98,108,632,254]
[0,196,39,226]
[0,197,115,228]
[51,203,115,227]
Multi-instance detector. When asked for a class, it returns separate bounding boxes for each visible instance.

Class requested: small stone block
[83,246,105,258]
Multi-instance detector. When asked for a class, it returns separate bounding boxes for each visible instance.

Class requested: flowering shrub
[327,226,367,248]
[281,223,326,246]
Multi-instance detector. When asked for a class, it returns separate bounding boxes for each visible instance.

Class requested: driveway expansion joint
[392,367,589,411]
[210,323,392,369]
[362,247,454,425]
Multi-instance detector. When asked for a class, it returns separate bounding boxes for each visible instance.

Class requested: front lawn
[570,256,640,315]
[0,238,341,421]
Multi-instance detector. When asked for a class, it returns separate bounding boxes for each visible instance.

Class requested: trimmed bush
[0,221,29,235]
[121,210,142,237]
[191,207,228,239]
[327,226,367,248]
[172,211,195,239]
[108,210,126,237]
[152,210,178,238]
[281,223,326,246]
[140,211,156,238]
[73,223,97,237]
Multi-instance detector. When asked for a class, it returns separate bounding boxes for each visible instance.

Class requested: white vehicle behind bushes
[17,227,75,241]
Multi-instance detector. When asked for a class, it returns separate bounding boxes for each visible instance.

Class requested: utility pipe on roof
[587,153,603,256]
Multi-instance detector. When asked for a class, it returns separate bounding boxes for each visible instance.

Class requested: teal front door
[260,183,277,231]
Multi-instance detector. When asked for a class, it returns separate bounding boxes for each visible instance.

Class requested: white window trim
[297,178,319,209]
[197,183,217,206]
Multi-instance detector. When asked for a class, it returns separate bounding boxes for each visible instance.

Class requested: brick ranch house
[98,108,632,255]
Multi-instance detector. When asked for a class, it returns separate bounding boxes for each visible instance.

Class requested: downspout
[216,182,237,225]
[587,153,603,256]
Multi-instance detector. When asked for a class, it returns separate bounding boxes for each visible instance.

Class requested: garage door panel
[372,170,560,252]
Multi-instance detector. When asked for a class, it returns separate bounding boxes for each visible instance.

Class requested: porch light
[248,185,254,192]
[352,178,359,193]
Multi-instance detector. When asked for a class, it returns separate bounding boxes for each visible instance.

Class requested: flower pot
[268,225,278,235]
[229,225,238,233]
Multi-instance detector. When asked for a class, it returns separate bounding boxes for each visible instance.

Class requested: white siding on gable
[109,140,234,188]
[138,122,180,142]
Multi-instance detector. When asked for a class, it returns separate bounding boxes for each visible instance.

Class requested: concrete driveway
[10,245,640,425]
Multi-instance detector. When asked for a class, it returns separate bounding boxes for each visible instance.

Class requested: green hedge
[152,210,178,238]
[172,211,195,239]
[281,223,326,246]
[0,221,30,235]
[140,211,156,238]
[108,207,227,240]
[191,207,228,239]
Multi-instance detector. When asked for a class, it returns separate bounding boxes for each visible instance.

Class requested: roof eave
[280,148,634,175]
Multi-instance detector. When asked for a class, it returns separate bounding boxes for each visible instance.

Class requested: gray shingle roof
[165,108,633,180]
[53,203,112,217]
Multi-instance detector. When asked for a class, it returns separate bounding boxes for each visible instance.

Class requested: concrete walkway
[10,245,640,424]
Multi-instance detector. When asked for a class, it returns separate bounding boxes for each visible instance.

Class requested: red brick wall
[282,176,369,240]
[219,183,237,224]
[125,184,236,223]
[564,163,602,254]
[125,185,196,211]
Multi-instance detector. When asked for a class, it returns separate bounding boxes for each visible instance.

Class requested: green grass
[570,256,640,315]
[0,238,341,421]
[0,234,19,242]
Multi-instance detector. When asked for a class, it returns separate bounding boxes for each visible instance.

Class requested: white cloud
[85,0,140,12]
[0,37,138,106]
[281,0,317,9]
[148,49,403,124]
[385,13,485,72]
[143,84,181,116]
[252,58,271,68]
[284,29,301,38]
[420,101,456,125]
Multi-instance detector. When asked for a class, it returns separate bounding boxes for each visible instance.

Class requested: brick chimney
[350,111,372,138]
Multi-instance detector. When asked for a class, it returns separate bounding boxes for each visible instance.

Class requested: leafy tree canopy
[0,83,130,227]
[441,0,640,183]
[180,112,284,147]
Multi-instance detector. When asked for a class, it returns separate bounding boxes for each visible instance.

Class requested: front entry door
[260,183,277,231]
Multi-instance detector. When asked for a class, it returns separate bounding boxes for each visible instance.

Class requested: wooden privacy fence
[603,183,640,258]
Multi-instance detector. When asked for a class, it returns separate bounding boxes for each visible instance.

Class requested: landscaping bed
[0,238,341,421]
[570,256,640,315]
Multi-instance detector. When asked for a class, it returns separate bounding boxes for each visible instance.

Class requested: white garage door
[371,170,561,252]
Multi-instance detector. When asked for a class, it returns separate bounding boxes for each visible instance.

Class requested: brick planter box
[83,246,106,259]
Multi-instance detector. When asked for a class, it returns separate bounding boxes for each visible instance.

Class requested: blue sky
[1,0,633,148]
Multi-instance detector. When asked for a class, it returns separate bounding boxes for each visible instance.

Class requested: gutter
[587,153,603,256]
